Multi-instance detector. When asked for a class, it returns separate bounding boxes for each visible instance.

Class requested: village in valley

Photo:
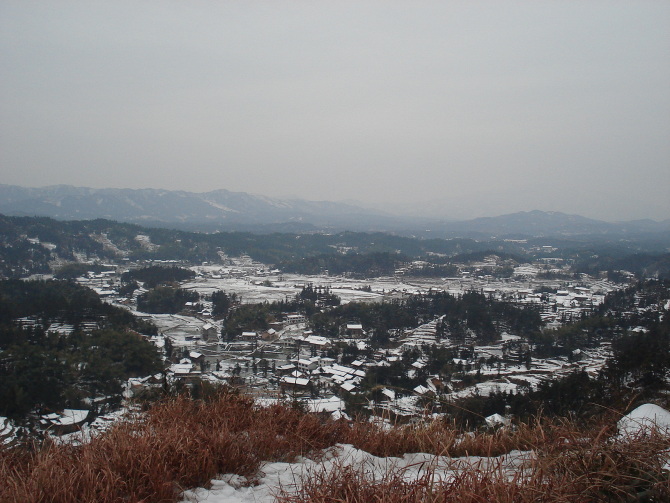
[1,217,667,448]
[58,251,630,432]
[2,2,669,498]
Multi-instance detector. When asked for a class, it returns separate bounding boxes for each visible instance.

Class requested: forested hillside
[2,214,669,280]
[0,280,161,417]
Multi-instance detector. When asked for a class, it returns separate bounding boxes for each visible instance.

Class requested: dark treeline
[297,284,341,307]
[211,290,237,317]
[121,265,196,288]
[575,252,670,280]
[220,287,542,347]
[0,280,163,418]
[279,252,403,277]
[0,215,502,270]
[54,262,115,280]
[442,279,670,426]
[0,279,156,334]
[2,214,670,280]
[119,266,200,314]
[137,287,200,314]
[316,291,541,345]
[0,326,163,418]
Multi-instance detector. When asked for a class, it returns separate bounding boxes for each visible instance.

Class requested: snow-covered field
[180,260,619,312]
[183,269,390,305]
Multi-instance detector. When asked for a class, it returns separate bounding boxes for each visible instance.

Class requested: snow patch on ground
[181,404,670,503]
[180,444,533,503]
[618,403,670,437]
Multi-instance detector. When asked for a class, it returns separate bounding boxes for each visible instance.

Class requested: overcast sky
[1,1,668,221]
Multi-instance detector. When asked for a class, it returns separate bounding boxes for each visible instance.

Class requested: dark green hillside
[2,214,669,280]
[0,279,156,333]
[0,280,161,418]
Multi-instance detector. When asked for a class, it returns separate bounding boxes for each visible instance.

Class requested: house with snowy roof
[303,335,331,349]
[240,331,258,342]
[297,358,319,373]
[46,323,75,336]
[42,409,90,435]
[284,313,307,325]
[344,323,364,338]
[201,323,218,342]
[280,376,311,394]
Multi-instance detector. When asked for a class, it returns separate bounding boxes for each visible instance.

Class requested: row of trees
[279,252,403,277]
[441,280,670,426]
[137,287,200,314]
[0,327,163,418]
[2,213,669,282]
[0,279,156,334]
[121,265,195,288]
[308,291,542,345]
[215,286,543,348]
[0,279,163,418]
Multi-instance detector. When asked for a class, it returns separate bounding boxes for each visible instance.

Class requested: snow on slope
[181,404,670,503]
[180,444,532,503]
[618,403,670,437]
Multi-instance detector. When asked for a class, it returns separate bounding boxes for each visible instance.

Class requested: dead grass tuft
[280,418,670,503]
[3,390,669,503]
[0,388,346,503]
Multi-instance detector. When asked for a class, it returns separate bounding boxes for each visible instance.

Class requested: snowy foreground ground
[181,444,531,503]
[180,404,670,503]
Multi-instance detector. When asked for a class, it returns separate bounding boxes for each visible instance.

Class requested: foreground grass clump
[281,423,670,503]
[2,389,670,503]
[0,388,347,503]
[344,416,555,458]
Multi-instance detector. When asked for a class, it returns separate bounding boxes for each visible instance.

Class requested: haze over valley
[2,2,669,222]
[1,2,669,502]
[1,183,669,239]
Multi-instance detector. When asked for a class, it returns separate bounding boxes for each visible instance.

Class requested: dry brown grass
[341,415,572,459]
[280,421,670,503]
[2,390,669,503]
[0,389,347,503]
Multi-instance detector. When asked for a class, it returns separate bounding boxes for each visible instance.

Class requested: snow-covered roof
[381,388,396,401]
[306,396,344,414]
[280,376,310,386]
[413,385,430,395]
[485,413,510,428]
[170,363,193,375]
[304,335,330,346]
[55,409,89,426]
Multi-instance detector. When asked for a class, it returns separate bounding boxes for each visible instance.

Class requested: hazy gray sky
[1,1,668,221]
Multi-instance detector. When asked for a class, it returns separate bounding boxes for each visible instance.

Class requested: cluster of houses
[277,357,367,395]
[142,301,625,425]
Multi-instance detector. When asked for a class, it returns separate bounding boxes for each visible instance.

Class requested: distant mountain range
[0,184,399,231]
[426,210,670,238]
[1,184,668,238]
